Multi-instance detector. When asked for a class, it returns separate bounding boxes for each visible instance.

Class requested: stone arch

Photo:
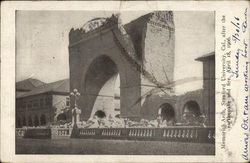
[176,89,204,123]
[94,110,106,119]
[115,114,120,118]
[74,51,142,121]
[182,100,201,125]
[28,116,33,127]
[34,115,39,127]
[183,100,201,117]
[57,113,67,121]
[158,103,175,122]
[22,116,26,127]
[80,55,119,119]
[40,114,46,126]
[69,25,142,121]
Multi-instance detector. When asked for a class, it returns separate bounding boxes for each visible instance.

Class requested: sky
[16,11,214,94]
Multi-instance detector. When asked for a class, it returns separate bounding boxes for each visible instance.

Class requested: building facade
[196,53,215,125]
[141,52,215,126]
[16,79,70,128]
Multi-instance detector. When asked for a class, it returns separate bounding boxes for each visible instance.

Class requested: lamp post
[70,89,81,126]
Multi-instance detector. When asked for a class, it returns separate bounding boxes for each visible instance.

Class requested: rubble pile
[22,114,207,129]
[76,115,177,128]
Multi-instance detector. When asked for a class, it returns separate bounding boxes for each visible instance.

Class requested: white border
[1,1,249,162]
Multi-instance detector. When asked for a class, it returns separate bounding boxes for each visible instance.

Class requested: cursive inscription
[242,8,248,33]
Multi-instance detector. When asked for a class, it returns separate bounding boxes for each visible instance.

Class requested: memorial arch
[69,12,175,121]
[69,19,142,120]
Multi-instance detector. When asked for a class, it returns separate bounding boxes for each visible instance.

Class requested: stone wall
[140,89,204,122]
[142,11,175,85]
[139,11,175,109]
[201,56,215,125]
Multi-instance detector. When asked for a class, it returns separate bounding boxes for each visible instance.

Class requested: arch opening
[22,116,26,127]
[84,55,120,120]
[57,113,67,121]
[182,100,201,124]
[158,103,175,122]
[34,115,39,127]
[28,116,33,127]
[94,110,106,119]
[40,114,46,126]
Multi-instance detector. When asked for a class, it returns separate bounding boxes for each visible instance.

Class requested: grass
[16,138,215,155]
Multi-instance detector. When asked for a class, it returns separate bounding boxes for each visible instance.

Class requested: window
[66,97,70,107]
[33,100,38,108]
[34,115,39,126]
[46,97,49,105]
[22,116,26,126]
[45,96,52,106]
[28,116,33,126]
[40,114,46,125]
[23,102,26,110]
[28,102,32,109]
[32,100,35,108]
[20,101,24,110]
[40,98,44,107]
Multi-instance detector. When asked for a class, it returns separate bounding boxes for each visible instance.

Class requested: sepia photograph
[14,10,216,155]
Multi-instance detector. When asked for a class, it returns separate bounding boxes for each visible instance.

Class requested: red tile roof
[17,79,69,98]
[16,78,45,91]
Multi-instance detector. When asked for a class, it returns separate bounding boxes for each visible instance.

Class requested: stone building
[69,11,215,126]
[196,52,215,125]
[16,79,70,127]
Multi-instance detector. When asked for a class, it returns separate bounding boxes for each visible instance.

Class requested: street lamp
[70,89,80,107]
[70,89,81,126]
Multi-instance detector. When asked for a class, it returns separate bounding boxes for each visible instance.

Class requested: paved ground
[16,138,215,155]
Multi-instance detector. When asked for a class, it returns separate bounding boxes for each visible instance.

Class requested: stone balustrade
[80,129,95,136]
[50,128,72,139]
[56,128,71,136]
[16,126,215,143]
[77,126,215,143]
[102,129,121,136]
[128,129,153,137]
